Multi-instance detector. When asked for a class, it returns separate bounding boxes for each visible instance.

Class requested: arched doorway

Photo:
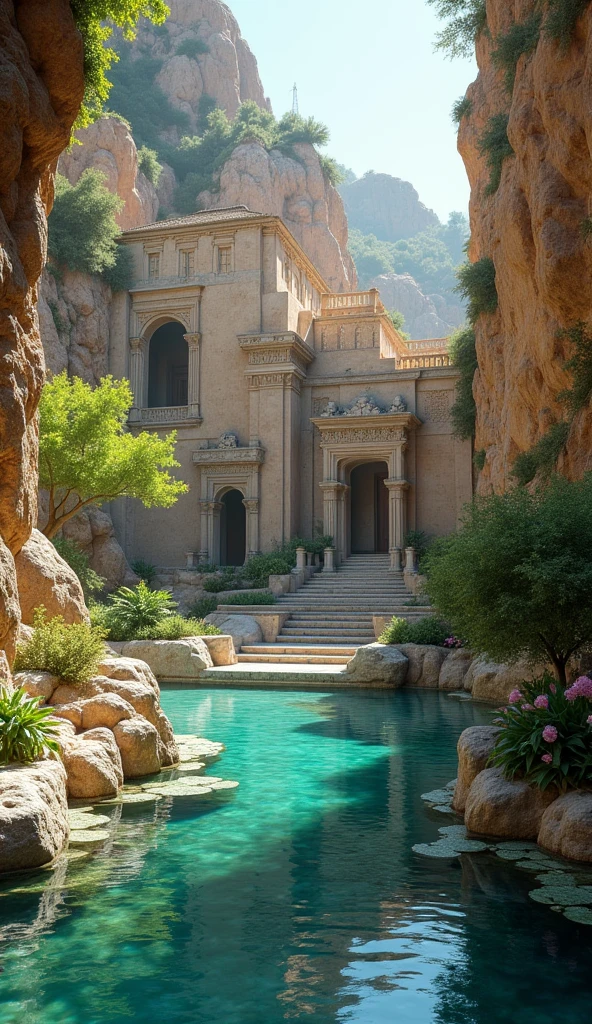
[220,490,246,566]
[350,461,389,553]
[147,321,188,407]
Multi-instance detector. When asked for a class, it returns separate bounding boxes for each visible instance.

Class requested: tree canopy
[425,474,592,683]
[39,373,187,538]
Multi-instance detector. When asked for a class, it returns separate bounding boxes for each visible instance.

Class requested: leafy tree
[427,0,488,59]
[425,474,592,683]
[70,0,169,130]
[512,421,570,485]
[175,37,210,58]
[107,50,190,151]
[137,146,162,185]
[39,373,187,539]
[48,170,123,276]
[101,244,134,292]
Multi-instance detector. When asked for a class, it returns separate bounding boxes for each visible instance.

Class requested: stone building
[109,207,471,569]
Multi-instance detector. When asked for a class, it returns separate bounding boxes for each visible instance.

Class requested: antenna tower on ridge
[292,83,299,116]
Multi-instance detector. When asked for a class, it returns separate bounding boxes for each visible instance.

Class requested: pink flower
[565,676,592,701]
[587,715,592,725]
[542,725,558,743]
[541,753,553,764]
[550,683,557,694]
[534,694,549,710]
[521,704,534,711]
[508,689,523,704]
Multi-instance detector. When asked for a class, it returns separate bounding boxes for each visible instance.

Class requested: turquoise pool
[1,687,591,1023]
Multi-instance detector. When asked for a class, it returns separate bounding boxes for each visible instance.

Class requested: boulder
[0,651,13,695]
[154,709,180,767]
[13,670,59,704]
[204,613,263,649]
[112,718,161,777]
[398,644,447,688]
[62,737,123,799]
[464,767,556,839]
[90,675,159,725]
[344,643,408,687]
[438,649,473,691]
[98,655,160,694]
[50,702,83,729]
[0,760,70,874]
[538,792,592,863]
[52,720,77,756]
[14,529,89,626]
[465,656,547,703]
[79,727,124,783]
[117,638,213,682]
[453,726,502,812]
[201,634,238,666]
[51,679,104,706]
[79,693,135,731]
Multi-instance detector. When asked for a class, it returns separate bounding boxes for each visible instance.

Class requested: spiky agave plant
[105,581,177,641]
[0,687,61,765]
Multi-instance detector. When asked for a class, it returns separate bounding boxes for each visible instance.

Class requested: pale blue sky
[229,0,476,222]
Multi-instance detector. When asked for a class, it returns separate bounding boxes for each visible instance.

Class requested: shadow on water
[0,688,591,1024]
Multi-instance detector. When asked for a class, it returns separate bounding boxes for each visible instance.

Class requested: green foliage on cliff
[448,326,478,440]
[319,155,346,186]
[427,0,487,58]
[492,12,542,91]
[512,421,571,485]
[451,95,473,124]
[70,0,169,130]
[425,474,592,681]
[557,322,592,415]
[455,256,498,322]
[107,51,190,150]
[137,145,162,185]
[175,37,210,57]
[386,309,410,339]
[39,373,188,539]
[544,0,592,47]
[478,114,514,195]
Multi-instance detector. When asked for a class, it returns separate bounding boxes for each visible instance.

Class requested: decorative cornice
[192,447,265,466]
[239,332,315,368]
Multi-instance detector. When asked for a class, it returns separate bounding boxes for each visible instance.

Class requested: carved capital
[184,332,201,350]
[129,336,144,352]
[242,499,259,513]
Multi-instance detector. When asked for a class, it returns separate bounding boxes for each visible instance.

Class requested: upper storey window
[180,250,195,278]
[148,253,160,280]
[218,246,232,274]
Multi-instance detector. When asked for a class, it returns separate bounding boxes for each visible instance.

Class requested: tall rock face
[0,0,84,660]
[59,117,158,231]
[198,141,356,291]
[369,273,465,340]
[133,0,270,128]
[458,3,592,493]
[340,173,440,242]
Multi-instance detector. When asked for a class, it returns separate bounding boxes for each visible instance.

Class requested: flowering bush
[490,673,592,791]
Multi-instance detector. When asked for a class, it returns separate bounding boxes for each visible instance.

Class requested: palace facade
[108,207,471,569]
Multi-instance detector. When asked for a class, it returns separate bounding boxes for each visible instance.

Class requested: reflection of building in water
[110,207,471,570]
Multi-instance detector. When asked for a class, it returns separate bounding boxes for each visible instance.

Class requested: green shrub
[449,325,478,440]
[557,321,592,415]
[478,114,514,195]
[52,536,105,600]
[14,608,106,684]
[386,309,410,339]
[131,559,158,585]
[512,421,570,485]
[424,474,592,683]
[222,592,277,606]
[175,37,210,58]
[243,549,296,588]
[196,563,219,574]
[202,569,243,593]
[318,155,346,186]
[48,170,123,277]
[473,448,487,471]
[427,0,488,59]
[451,95,473,123]
[581,216,592,240]
[404,530,430,562]
[197,93,218,133]
[107,50,191,152]
[103,582,177,641]
[492,12,542,91]
[137,146,162,186]
[544,0,591,47]
[187,597,219,619]
[455,258,498,323]
[0,687,61,766]
[378,615,451,646]
[135,614,221,639]
[490,673,592,791]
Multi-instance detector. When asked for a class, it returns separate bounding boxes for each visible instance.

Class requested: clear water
[1,687,591,1024]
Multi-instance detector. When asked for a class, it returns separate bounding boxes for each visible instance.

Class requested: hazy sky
[229,0,477,222]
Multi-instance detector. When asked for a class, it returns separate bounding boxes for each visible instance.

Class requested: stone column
[199,500,211,563]
[243,498,260,560]
[336,484,348,565]
[128,337,145,422]
[323,547,335,573]
[203,501,222,565]
[295,547,306,572]
[184,333,201,418]
[319,482,341,555]
[385,480,408,572]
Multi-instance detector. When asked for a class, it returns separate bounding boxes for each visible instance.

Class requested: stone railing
[405,339,449,352]
[139,405,190,424]
[397,354,452,370]
[321,289,381,314]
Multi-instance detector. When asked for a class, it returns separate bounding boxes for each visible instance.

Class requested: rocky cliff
[369,272,465,340]
[0,0,85,660]
[341,173,440,242]
[458,1,592,492]
[198,141,357,291]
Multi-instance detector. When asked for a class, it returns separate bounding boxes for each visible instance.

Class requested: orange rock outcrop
[0,0,84,659]
[458,2,592,492]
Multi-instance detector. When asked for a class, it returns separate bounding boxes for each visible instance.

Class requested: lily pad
[563,906,592,926]
[140,782,214,797]
[495,849,535,861]
[68,812,111,830]
[208,780,239,791]
[515,859,557,872]
[174,763,206,774]
[529,886,592,907]
[495,841,539,852]
[420,788,452,806]
[535,872,578,886]
[121,792,162,804]
[438,825,468,838]
[445,780,457,791]
[69,829,111,845]
[432,804,454,814]
[412,841,460,859]
[454,839,490,853]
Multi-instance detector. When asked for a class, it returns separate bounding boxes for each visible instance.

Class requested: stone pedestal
[323,547,336,573]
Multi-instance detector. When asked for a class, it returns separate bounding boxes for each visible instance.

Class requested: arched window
[147,322,188,408]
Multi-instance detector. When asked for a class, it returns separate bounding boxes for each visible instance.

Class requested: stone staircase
[236,553,432,666]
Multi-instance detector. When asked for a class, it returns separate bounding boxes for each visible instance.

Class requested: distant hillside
[340,172,440,242]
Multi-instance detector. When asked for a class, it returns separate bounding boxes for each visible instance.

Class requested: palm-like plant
[0,687,61,765]
[105,581,177,641]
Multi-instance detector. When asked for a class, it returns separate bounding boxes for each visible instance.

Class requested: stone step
[241,644,359,655]
[238,653,351,665]
[200,664,350,685]
[276,634,373,644]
